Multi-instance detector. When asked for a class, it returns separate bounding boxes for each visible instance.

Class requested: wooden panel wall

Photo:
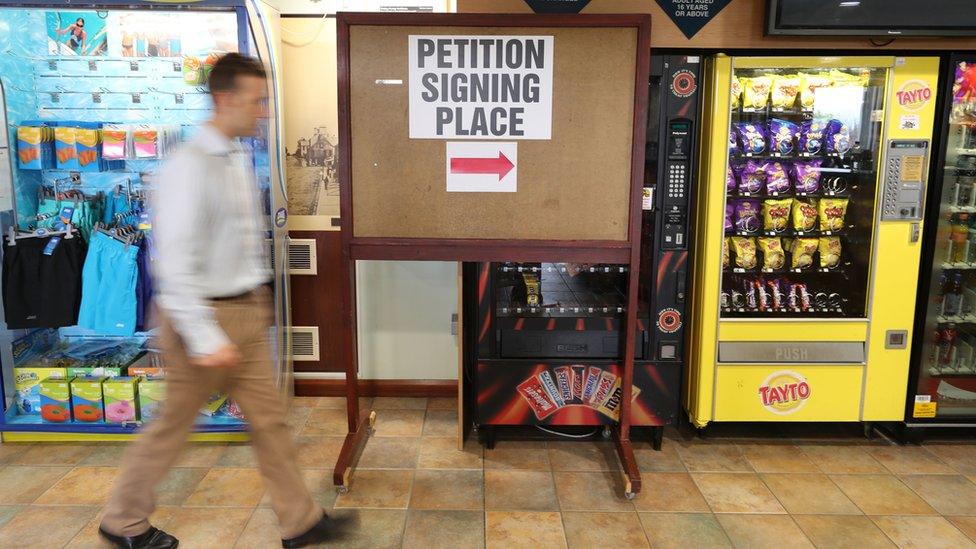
[290,230,344,373]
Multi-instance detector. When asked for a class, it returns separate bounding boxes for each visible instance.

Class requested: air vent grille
[290,326,320,361]
[288,239,317,275]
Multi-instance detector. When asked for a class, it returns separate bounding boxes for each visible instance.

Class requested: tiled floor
[2,396,976,548]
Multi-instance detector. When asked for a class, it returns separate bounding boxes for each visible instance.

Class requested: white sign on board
[409,35,554,139]
[446,141,517,192]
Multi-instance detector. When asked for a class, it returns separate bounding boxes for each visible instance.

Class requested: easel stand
[331,12,651,499]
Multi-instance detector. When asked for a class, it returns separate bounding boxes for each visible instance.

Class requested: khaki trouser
[101,288,321,539]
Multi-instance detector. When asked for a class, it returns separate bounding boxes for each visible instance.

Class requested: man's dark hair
[207,53,267,94]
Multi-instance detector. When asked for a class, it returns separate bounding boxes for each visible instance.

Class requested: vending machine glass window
[722,67,888,318]
[912,59,976,419]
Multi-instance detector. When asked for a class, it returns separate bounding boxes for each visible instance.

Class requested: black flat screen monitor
[767,0,976,36]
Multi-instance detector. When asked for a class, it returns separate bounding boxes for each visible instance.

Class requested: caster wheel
[337,485,349,494]
[601,426,612,439]
[625,491,636,501]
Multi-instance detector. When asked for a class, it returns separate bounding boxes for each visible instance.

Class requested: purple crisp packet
[793,159,823,193]
[734,198,761,233]
[736,160,765,194]
[729,130,739,156]
[735,122,766,155]
[727,165,737,192]
[768,119,798,155]
[798,120,825,155]
[764,161,791,194]
[824,119,852,154]
[725,203,733,230]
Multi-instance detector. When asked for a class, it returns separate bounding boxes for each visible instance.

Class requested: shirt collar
[194,123,237,156]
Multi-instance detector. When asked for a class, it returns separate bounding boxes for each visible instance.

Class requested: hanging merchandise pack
[101,124,181,160]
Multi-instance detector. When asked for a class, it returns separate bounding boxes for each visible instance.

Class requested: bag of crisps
[731,74,742,110]
[741,76,772,110]
[763,198,793,232]
[799,72,831,110]
[764,161,791,195]
[793,199,818,231]
[723,237,731,268]
[731,237,757,269]
[819,237,842,269]
[790,238,818,269]
[819,197,849,231]
[771,75,800,110]
[758,237,786,270]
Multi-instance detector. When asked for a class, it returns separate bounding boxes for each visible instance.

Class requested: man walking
[99,53,347,549]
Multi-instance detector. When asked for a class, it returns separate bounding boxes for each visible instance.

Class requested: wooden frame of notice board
[333,12,651,498]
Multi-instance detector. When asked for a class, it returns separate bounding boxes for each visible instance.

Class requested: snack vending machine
[465,55,700,449]
[686,56,938,426]
[906,57,976,434]
[0,0,290,441]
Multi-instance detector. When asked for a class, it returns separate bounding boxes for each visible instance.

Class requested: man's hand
[191,343,242,368]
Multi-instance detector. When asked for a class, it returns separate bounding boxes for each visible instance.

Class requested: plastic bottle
[952,214,970,263]
[943,272,964,317]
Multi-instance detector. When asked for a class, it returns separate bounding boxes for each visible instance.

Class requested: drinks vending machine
[685,55,938,427]
[906,56,976,436]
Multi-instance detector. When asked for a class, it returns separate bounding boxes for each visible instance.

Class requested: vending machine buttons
[881,140,928,221]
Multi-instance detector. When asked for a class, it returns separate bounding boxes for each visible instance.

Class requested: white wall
[356,261,458,380]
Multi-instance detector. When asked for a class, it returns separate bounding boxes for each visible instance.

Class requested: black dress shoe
[98,526,179,549]
[282,512,352,548]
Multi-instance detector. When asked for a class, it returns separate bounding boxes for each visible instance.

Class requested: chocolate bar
[581,366,602,403]
[538,370,565,407]
[553,366,574,404]
[516,376,559,420]
[570,365,586,401]
[595,380,644,421]
[589,370,617,407]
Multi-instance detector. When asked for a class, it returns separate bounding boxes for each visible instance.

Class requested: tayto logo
[896,80,932,111]
[758,370,811,415]
[670,69,697,98]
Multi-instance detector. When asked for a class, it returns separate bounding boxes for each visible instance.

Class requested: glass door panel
[915,60,976,418]
[721,64,887,318]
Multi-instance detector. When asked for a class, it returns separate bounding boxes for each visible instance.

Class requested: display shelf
[730,152,860,164]
[1,408,246,434]
[937,314,976,323]
[721,307,847,315]
[726,228,848,237]
[734,107,815,117]
[946,206,976,214]
[729,190,852,199]
[926,368,976,377]
[727,266,846,275]
[498,264,628,274]
[497,305,625,317]
[941,262,976,270]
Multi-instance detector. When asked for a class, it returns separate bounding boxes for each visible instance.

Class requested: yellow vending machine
[686,56,939,427]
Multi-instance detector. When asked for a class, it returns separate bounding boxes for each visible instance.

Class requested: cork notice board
[339,14,650,253]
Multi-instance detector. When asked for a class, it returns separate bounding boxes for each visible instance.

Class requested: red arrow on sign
[450,152,515,180]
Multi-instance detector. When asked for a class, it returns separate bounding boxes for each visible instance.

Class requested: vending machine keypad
[881,140,928,221]
[662,119,692,249]
[667,163,686,200]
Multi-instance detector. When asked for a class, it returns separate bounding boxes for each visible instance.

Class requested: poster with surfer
[46,11,108,56]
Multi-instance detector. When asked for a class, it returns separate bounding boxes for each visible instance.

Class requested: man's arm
[152,150,233,360]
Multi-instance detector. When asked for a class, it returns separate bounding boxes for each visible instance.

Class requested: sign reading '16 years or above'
[408,35,554,140]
